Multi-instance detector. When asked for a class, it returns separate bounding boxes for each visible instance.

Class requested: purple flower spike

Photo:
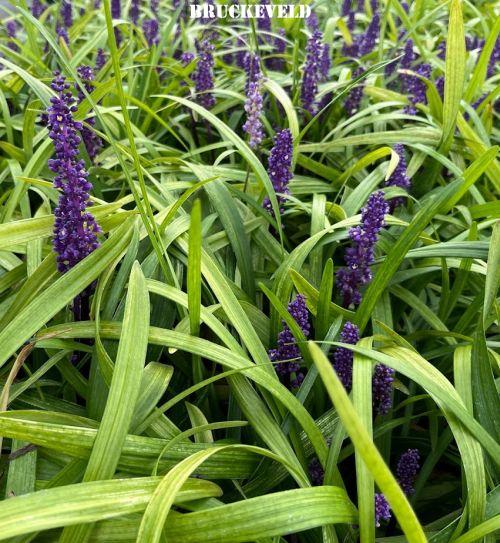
[181,51,195,66]
[32,0,45,18]
[336,191,389,307]
[301,30,323,114]
[130,0,141,25]
[258,0,271,34]
[56,25,69,45]
[269,294,310,387]
[385,143,411,210]
[269,28,286,71]
[76,65,102,162]
[45,71,100,274]
[404,63,431,114]
[358,12,379,56]
[242,53,264,148]
[111,0,121,18]
[96,48,106,70]
[263,128,293,215]
[308,457,324,485]
[375,493,391,526]
[6,20,18,51]
[344,68,365,116]
[61,0,72,28]
[143,18,159,46]
[372,363,394,415]
[332,322,359,390]
[319,43,331,81]
[307,12,319,31]
[193,35,216,109]
[396,449,420,496]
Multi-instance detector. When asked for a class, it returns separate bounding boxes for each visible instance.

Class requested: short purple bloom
[375,493,391,526]
[396,448,420,496]
[242,53,264,148]
[336,191,389,307]
[143,18,159,46]
[61,0,72,28]
[193,35,216,108]
[332,321,359,390]
[385,143,410,210]
[45,71,100,274]
[372,363,394,415]
[269,294,310,386]
[263,128,293,215]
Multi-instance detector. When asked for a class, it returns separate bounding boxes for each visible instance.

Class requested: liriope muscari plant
[0,2,498,543]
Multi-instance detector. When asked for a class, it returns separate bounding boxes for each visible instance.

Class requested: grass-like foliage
[0,0,499,542]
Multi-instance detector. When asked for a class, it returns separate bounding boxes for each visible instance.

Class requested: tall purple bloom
[358,12,379,56]
[76,66,102,162]
[332,321,359,390]
[306,12,319,31]
[263,128,293,215]
[372,363,394,415]
[344,67,365,116]
[319,43,331,81]
[130,0,141,25]
[242,53,264,148]
[269,294,310,387]
[336,191,389,307]
[193,35,216,108]
[301,30,323,114]
[143,18,159,46]
[61,0,72,28]
[396,449,420,496]
[385,143,410,210]
[45,72,100,274]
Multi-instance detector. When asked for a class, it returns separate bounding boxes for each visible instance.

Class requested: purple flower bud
[336,191,388,307]
[193,35,216,109]
[396,448,420,496]
[375,493,391,526]
[45,71,100,274]
[242,53,264,148]
[263,128,293,215]
[61,0,72,28]
[332,322,360,390]
[269,294,310,386]
[372,363,394,415]
[130,0,141,25]
[143,18,159,46]
[385,143,410,210]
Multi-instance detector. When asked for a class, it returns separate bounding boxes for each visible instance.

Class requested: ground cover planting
[0,0,499,542]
